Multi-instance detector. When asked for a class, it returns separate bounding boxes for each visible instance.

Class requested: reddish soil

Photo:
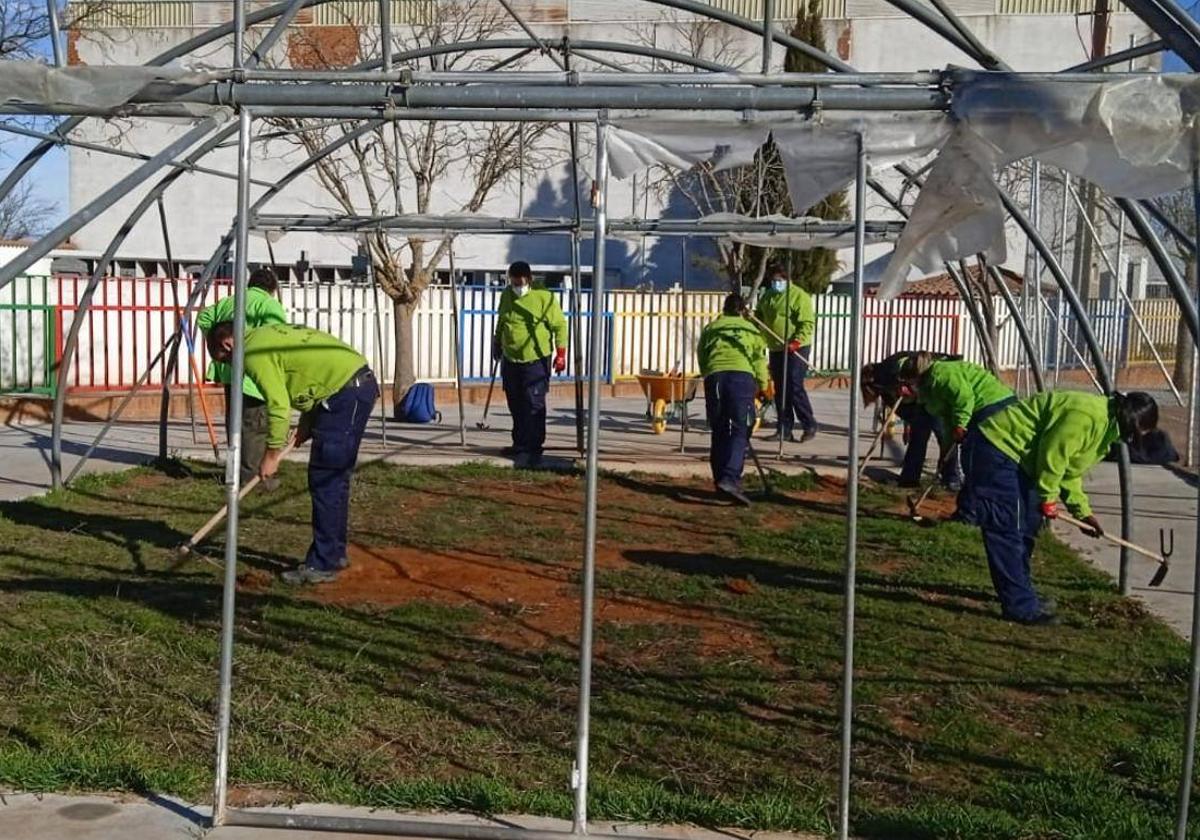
[306,543,773,663]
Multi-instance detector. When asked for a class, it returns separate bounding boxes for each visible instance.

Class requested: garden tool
[1057,511,1171,587]
[858,396,904,479]
[171,439,297,568]
[476,357,500,430]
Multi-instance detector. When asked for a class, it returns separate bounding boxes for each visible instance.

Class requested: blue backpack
[397,382,440,424]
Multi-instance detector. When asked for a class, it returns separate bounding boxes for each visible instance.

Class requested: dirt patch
[307,544,774,663]
[236,568,274,591]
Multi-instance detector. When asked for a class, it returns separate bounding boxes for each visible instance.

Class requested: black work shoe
[282,566,339,585]
[763,430,783,442]
[512,452,532,469]
[800,428,817,443]
[1009,611,1060,627]
[716,480,752,507]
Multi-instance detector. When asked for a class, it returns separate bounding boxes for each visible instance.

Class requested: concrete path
[0,793,821,840]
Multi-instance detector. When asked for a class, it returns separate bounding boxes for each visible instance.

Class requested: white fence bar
[2,275,1186,396]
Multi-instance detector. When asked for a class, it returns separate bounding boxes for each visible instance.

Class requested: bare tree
[263,2,559,406]
[0,0,113,59]
[0,180,55,239]
[1150,187,1195,389]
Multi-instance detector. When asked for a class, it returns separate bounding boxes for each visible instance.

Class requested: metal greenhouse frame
[1,0,1200,838]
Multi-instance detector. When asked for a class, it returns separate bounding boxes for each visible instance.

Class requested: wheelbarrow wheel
[651,398,668,434]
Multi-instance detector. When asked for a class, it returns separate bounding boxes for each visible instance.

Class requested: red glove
[1040,501,1058,519]
[553,347,567,373]
[952,426,968,443]
[787,339,802,354]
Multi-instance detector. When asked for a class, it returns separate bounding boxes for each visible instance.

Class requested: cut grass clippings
[0,458,1193,839]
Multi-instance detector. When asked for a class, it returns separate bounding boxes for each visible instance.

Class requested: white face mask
[512,283,531,298]
[771,279,787,293]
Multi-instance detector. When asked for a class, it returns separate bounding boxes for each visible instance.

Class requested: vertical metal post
[233,0,245,68]
[46,0,64,67]
[678,239,688,455]
[1112,212,1126,384]
[448,244,467,447]
[158,198,179,461]
[1055,171,1069,384]
[1174,156,1200,840]
[761,0,774,73]
[1030,162,1042,391]
[572,119,608,835]
[571,230,585,455]
[1189,345,1197,467]
[837,133,867,840]
[778,281,790,459]
[367,254,389,446]
[212,106,252,828]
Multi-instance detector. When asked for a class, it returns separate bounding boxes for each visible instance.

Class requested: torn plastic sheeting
[877,74,1200,301]
[0,62,219,111]
[772,113,951,213]
[607,118,772,180]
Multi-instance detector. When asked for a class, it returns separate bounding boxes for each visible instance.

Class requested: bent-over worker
[754,262,817,443]
[206,321,378,585]
[698,293,770,506]
[195,267,287,484]
[860,350,962,488]
[959,390,1158,625]
[906,357,1015,500]
[492,261,567,468]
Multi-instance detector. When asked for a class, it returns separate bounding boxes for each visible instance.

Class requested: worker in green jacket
[909,359,1015,447]
[195,268,287,485]
[205,321,377,585]
[492,261,568,468]
[698,293,770,506]
[754,263,817,443]
[959,390,1158,625]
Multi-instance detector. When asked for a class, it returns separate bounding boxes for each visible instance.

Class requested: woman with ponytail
[958,390,1159,625]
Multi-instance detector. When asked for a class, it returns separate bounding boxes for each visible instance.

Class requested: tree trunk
[1173,259,1197,392]
[392,299,418,411]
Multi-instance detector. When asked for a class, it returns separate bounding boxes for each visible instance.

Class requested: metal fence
[2,275,1187,397]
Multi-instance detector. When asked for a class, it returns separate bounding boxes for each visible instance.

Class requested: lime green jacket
[495,287,568,363]
[195,287,288,401]
[243,324,369,447]
[980,391,1120,517]
[918,360,1014,439]
[698,315,770,390]
[754,283,815,350]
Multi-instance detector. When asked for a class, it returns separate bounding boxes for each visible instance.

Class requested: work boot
[281,566,339,585]
[763,430,783,442]
[512,452,532,469]
[800,427,817,443]
[716,480,752,507]
[1008,611,1060,627]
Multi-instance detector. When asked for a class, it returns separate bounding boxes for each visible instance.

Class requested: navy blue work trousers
[704,370,756,488]
[957,430,1045,621]
[304,367,378,572]
[897,404,961,485]
[502,356,551,456]
[769,347,816,435]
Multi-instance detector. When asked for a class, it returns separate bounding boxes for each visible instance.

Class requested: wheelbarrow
[635,373,701,434]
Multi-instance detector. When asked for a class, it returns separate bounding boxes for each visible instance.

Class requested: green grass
[0,458,1195,838]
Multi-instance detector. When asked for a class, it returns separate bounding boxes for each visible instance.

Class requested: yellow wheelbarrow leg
[651,398,668,434]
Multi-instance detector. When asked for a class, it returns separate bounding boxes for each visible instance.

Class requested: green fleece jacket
[195,287,288,401]
[918,360,1014,441]
[754,283,815,349]
[495,287,568,363]
[980,390,1120,517]
[698,315,770,390]
[243,324,369,447]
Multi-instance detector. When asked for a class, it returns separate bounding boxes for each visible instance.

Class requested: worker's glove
[952,426,968,443]
[787,339,802,354]
[1040,501,1059,519]
[1080,514,1105,539]
[492,338,503,362]
[553,347,567,373]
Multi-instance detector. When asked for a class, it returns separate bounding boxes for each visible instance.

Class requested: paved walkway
[0,793,821,840]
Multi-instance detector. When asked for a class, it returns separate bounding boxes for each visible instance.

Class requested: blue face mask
[771,279,787,293]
